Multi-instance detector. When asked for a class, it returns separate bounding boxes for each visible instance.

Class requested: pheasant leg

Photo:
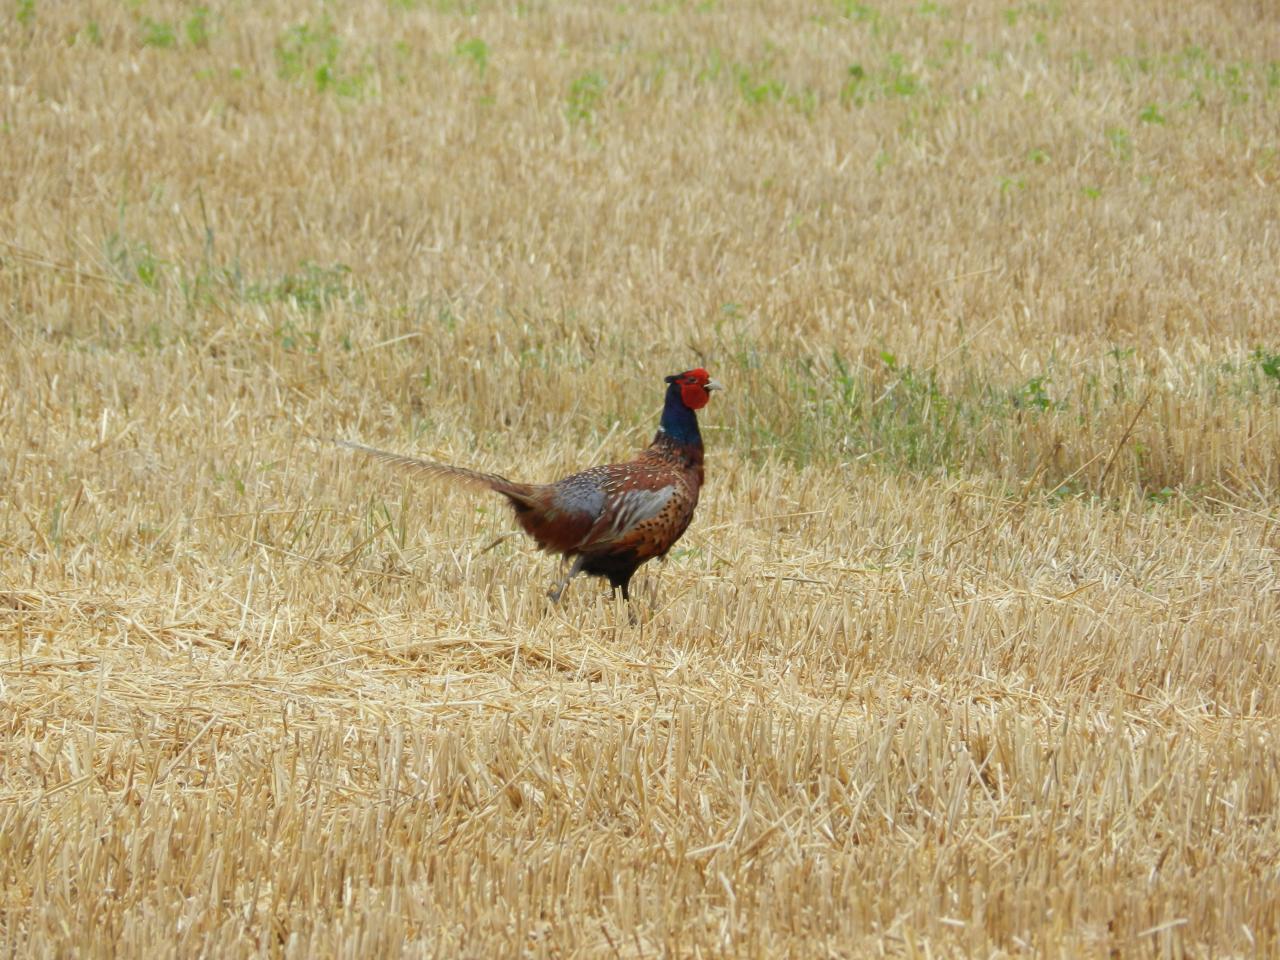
[547,556,586,603]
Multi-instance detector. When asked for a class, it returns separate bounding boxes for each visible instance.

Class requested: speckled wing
[574,463,696,560]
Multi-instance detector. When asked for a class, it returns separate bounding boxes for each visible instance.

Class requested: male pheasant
[338,368,722,602]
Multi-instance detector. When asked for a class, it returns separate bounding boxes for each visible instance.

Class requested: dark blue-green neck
[656,381,702,448]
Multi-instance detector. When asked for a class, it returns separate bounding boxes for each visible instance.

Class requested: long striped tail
[334,440,539,505]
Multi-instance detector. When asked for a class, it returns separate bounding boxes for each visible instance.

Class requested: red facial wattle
[680,381,709,409]
[677,368,714,410]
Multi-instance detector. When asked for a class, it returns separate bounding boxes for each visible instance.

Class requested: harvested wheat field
[3,0,1280,956]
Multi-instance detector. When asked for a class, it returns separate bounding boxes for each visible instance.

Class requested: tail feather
[335,440,539,505]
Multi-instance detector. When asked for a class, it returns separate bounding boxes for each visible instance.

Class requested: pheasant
[337,368,722,602]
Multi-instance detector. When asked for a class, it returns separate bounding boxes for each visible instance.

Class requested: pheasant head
[657,368,722,447]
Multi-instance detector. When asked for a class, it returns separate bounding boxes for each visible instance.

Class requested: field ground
[2,0,1279,955]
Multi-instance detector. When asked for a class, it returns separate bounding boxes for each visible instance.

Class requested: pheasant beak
[705,379,724,392]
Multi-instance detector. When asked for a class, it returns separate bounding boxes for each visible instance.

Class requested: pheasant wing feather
[566,463,693,559]
[583,485,677,547]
